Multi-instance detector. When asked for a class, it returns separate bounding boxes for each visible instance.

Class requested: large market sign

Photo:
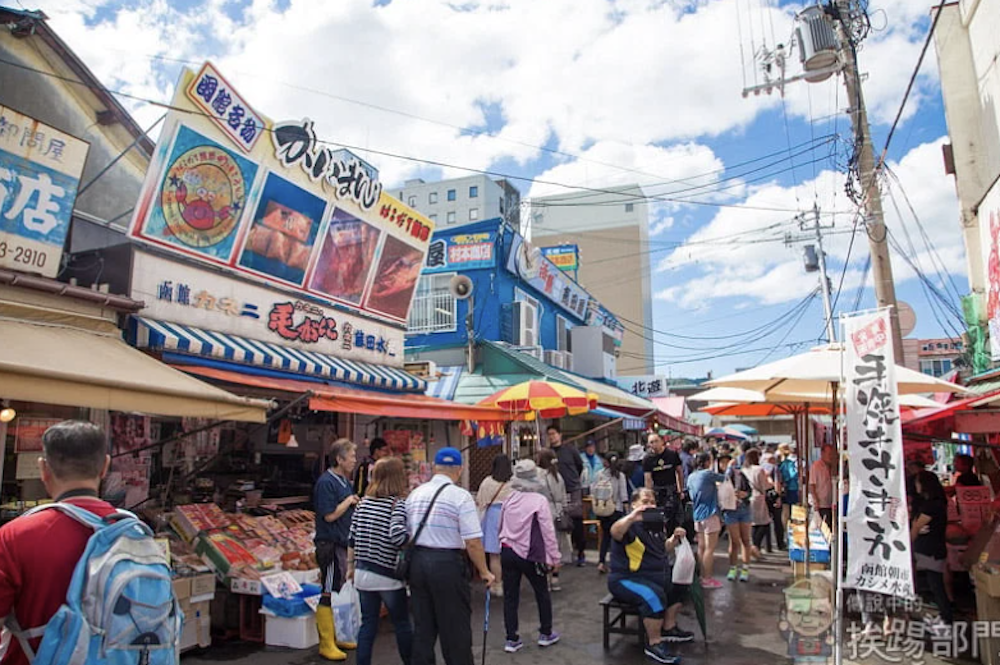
[0,106,89,278]
[129,62,434,327]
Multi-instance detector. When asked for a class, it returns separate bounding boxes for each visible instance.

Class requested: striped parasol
[478,380,598,420]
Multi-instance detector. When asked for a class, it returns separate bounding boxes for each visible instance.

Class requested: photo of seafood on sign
[237,172,325,286]
[142,125,258,261]
[365,234,425,320]
[309,208,381,305]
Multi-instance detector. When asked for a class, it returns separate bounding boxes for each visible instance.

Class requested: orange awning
[175,364,511,422]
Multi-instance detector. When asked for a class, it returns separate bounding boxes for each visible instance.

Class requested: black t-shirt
[609,521,666,579]
[643,450,681,489]
[914,497,947,559]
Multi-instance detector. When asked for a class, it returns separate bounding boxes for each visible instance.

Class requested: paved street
[182,546,971,665]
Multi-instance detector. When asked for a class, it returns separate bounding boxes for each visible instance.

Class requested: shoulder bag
[544,474,573,533]
[394,483,449,580]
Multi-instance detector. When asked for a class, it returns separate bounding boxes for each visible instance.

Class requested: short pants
[722,504,752,525]
[695,514,722,534]
[608,574,689,619]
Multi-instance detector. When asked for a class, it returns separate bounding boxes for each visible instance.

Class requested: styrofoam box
[263,614,318,649]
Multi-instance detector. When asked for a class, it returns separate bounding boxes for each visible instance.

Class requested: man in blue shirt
[314,438,359,660]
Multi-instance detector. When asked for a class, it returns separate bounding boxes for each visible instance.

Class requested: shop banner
[540,245,578,272]
[131,250,406,365]
[129,62,433,327]
[0,106,90,278]
[843,309,914,597]
[14,417,62,453]
[423,232,496,274]
[617,375,669,398]
[980,179,1000,360]
[506,234,589,320]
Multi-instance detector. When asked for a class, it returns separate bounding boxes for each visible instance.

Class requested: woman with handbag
[347,457,413,665]
[498,460,563,652]
[477,454,514,598]
[742,449,774,560]
[536,449,570,590]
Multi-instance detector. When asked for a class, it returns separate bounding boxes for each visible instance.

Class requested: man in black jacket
[546,424,586,566]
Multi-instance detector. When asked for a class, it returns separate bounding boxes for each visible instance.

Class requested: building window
[556,316,573,352]
[447,211,456,224]
[469,208,479,221]
[515,288,542,338]
[429,214,438,222]
[408,273,457,334]
[469,185,479,198]
[447,189,456,201]
[625,203,634,213]
[429,192,438,204]
[408,195,416,207]
[920,358,953,377]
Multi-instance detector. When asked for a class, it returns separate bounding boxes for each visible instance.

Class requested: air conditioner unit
[512,301,538,347]
[544,350,562,367]
[404,360,438,378]
[560,351,574,372]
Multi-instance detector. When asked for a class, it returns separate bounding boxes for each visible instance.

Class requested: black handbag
[394,483,449,580]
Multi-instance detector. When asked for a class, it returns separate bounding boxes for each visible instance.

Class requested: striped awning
[424,365,465,401]
[129,316,425,393]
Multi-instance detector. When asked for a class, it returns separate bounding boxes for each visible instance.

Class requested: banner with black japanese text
[843,310,914,597]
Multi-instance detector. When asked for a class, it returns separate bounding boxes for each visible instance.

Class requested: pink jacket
[498,490,561,566]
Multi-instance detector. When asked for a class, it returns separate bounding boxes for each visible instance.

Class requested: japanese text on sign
[843,310,914,598]
[0,107,89,279]
[186,63,264,153]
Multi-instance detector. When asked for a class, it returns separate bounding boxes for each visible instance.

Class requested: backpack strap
[22,502,137,531]
[5,614,44,663]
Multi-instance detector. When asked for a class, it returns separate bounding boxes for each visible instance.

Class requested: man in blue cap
[406,447,495,665]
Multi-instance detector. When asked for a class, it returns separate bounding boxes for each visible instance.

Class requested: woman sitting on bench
[608,488,692,665]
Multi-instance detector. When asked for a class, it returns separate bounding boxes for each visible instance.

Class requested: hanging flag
[843,310,914,597]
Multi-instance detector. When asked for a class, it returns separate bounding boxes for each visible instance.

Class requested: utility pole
[835,0,904,362]
[806,204,837,342]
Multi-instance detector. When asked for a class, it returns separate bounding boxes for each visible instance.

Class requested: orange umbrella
[478,380,598,420]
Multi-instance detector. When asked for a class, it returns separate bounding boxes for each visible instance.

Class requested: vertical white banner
[843,310,914,597]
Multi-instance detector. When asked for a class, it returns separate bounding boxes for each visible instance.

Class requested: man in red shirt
[0,420,116,665]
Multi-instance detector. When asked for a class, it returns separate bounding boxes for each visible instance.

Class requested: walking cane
[482,588,491,665]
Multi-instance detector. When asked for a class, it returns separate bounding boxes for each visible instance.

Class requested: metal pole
[834,376,847,665]
[837,0,904,362]
[811,203,837,342]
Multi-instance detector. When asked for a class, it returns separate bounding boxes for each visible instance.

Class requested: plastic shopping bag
[672,538,696,585]
[331,581,362,644]
[718,478,737,512]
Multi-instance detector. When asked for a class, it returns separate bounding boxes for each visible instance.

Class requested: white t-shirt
[809,459,833,508]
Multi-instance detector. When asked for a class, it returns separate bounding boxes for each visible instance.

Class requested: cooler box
[263,613,318,649]
[788,529,831,564]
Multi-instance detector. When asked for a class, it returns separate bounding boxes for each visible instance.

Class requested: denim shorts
[722,504,752,525]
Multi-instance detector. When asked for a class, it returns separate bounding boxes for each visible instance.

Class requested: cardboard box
[263,613,318,649]
[975,564,1000,598]
[172,576,192,602]
[191,573,216,597]
[957,486,992,504]
[179,600,212,652]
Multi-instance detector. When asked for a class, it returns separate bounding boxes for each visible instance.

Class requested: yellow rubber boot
[316,605,347,661]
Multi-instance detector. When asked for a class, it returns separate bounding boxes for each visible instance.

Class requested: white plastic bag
[331,581,362,643]
[718,478,737,512]
[672,538,696,585]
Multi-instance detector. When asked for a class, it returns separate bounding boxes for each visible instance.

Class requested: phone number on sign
[0,241,49,269]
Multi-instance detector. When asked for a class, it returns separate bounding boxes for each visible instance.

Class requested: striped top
[349,496,409,575]
[406,475,482,549]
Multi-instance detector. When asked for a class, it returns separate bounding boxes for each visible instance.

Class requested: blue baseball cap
[434,447,463,466]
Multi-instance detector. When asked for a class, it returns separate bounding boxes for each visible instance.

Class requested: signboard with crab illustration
[129,62,434,327]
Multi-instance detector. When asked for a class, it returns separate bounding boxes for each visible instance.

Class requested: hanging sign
[422,232,496,274]
[0,106,89,278]
[506,234,589,319]
[843,309,914,597]
[540,245,578,272]
[128,62,433,327]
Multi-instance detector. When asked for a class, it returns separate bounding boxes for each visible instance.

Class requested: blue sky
[31,0,963,378]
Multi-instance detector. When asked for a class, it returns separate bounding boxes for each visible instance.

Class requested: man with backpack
[0,420,179,665]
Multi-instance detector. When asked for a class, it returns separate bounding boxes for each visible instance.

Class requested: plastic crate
[263,613,318,649]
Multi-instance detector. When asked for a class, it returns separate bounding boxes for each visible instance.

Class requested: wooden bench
[600,593,646,650]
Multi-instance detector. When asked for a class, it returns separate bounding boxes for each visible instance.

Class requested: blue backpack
[10,503,181,665]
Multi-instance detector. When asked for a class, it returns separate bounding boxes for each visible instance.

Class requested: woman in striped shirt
[347,457,412,665]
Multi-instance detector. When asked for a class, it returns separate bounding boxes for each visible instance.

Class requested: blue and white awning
[129,316,425,393]
[424,365,464,401]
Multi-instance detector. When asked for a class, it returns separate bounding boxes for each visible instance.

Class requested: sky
[22,0,965,378]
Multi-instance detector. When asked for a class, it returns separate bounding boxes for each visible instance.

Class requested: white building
[394,175,520,229]
[528,184,655,373]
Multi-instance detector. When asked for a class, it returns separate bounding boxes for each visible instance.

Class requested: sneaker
[550,579,562,592]
[727,566,738,581]
[661,626,695,643]
[739,567,749,583]
[504,639,524,653]
[576,555,587,567]
[597,563,608,574]
[644,641,681,664]
[538,632,561,647]
[701,578,724,589]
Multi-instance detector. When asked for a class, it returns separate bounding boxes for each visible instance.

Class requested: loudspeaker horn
[449,274,474,300]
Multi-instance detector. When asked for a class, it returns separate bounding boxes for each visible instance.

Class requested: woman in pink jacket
[499,460,563,653]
